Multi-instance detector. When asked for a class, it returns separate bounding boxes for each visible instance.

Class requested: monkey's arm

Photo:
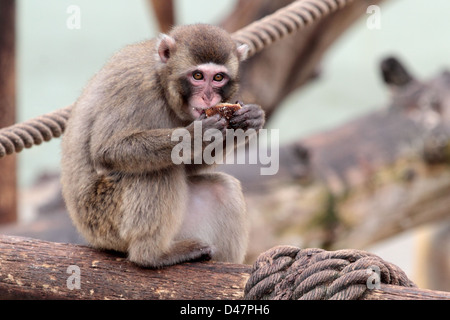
[92,129,182,173]
[92,118,224,174]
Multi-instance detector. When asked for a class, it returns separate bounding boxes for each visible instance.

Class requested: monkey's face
[182,63,234,118]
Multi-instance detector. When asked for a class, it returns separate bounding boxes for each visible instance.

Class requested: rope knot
[244,245,416,300]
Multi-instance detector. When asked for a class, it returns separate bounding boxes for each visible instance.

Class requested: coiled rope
[244,245,416,300]
[0,0,355,158]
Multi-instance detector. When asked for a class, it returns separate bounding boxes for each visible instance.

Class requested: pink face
[187,63,230,118]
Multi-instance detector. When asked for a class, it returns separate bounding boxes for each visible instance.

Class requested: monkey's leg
[128,236,213,268]
[121,170,214,268]
[177,172,248,263]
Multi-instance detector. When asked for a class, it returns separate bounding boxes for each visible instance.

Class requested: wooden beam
[148,0,174,33]
[0,0,17,225]
[0,235,448,300]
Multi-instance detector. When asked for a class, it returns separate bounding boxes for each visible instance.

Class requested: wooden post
[0,0,17,225]
[149,0,174,33]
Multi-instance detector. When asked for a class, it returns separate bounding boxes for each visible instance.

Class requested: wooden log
[0,235,250,300]
[0,235,448,300]
[364,284,450,300]
[0,0,17,225]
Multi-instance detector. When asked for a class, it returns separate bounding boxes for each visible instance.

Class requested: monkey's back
[60,39,180,251]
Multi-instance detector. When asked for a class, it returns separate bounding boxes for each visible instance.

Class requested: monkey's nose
[202,95,213,105]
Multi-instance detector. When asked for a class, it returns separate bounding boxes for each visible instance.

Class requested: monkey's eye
[213,73,224,82]
[192,72,204,81]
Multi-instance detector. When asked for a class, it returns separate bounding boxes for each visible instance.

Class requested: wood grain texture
[364,284,450,300]
[0,235,250,300]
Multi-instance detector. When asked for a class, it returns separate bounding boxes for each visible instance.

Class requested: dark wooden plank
[0,0,17,224]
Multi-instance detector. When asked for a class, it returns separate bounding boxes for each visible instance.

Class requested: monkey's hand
[186,113,228,148]
[183,114,228,171]
[229,103,265,131]
[187,113,228,136]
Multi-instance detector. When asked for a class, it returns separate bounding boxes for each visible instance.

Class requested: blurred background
[2,0,449,291]
[17,0,450,188]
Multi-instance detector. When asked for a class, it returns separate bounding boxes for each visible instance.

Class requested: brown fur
[61,24,259,268]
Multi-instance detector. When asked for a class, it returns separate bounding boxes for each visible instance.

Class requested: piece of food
[205,102,242,120]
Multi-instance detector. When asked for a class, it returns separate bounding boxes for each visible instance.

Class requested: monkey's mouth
[192,107,208,118]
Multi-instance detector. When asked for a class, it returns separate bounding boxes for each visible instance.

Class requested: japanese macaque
[60,24,265,268]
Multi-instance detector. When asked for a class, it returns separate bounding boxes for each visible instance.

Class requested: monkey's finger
[229,109,264,126]
[202,113,221,124]
[197,113,207,120]
[233,104,260,114]
[230,117,264,131]
[215,118,229,132]
[229,112,250,124]
[231,105,263,120]
[245,118,265,130]
[203,115,227,132]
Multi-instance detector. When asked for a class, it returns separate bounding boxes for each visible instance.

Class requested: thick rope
[244,245,416,300]
[0,106,72,158]
[232,0,354,58]
[0,0,355,158]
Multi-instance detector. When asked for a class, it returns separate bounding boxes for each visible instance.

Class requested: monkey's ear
[236,43,249,62]
[157,34,176,64]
